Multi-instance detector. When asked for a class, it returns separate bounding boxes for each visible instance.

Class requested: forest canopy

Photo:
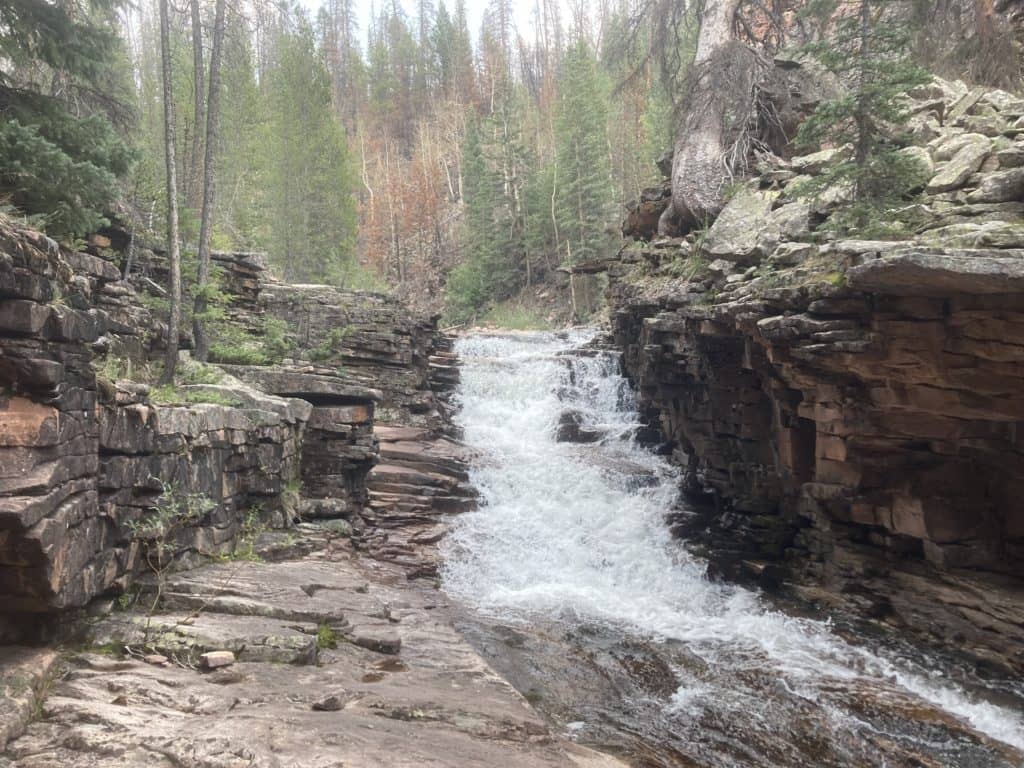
[0,0,1019,321]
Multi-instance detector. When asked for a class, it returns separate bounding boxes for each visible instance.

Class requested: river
[440,330,1024,768]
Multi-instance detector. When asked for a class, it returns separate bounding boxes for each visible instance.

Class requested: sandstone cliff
[606,76,1024,673]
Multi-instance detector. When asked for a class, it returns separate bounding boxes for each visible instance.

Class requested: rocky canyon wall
[608,77,1024,673]
[0,217,453,640]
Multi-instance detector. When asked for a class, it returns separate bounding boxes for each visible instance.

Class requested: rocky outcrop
[0,210,464,639]
[0,524,623,768]
[0,220,311,638]
[607,78,1024,673]
[363,425,476,577]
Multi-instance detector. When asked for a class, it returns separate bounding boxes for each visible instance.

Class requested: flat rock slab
[1,535,627,768]
[92,611,319,665]
[0,648,59,752]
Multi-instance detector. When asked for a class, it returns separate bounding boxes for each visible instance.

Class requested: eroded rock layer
[0,216,461,644]
[606,77,1024,673]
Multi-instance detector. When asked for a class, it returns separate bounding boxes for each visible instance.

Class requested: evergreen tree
[0,0,133,238]
[214,15,262,248]
[553,40,615,265]
[797,0,931,231]
[446,117,517,319]
[256,15,358,284]
[432,1,457,98]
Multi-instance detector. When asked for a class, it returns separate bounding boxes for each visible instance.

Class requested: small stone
[200,651,236,669]
[312,692,347,711]
[143,654,169,667]
[350,629,401,655]
[707,259,736,275]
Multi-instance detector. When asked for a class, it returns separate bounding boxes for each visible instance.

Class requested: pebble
[200,651,236,669]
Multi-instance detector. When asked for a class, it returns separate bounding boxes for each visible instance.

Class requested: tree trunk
[158,0,182,386]
[665,0,743,231]
[187,0,205,211]
[192,0,226,363]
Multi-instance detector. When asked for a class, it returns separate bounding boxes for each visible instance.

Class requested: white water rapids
[440,330,1024,761]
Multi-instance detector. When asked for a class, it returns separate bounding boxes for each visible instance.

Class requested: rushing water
[441,330,1024,768]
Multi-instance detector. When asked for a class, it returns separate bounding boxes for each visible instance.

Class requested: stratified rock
[0,647,59,751]
[602,86,1024,673]
[846,248,1024,294]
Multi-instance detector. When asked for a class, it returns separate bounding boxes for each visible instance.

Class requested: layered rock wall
[0,222,310,637]
[0,217,456,640]
[608,78,1024,672]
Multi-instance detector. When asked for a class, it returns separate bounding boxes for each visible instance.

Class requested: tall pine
[0,0,133,238]
[797,0,930,231]
[256,15,358,284]
[553,39,615,265]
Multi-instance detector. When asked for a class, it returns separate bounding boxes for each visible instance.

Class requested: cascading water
[441,330,1024,767]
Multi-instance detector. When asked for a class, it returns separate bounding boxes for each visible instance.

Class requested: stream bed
[440,330,1024,768]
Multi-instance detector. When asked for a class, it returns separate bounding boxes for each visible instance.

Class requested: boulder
[926,135,991,193]
[996,145,1024,169]
[770,201,812,241]
[966,167,1024,203]
[701,187,778,265]
[556,409,604,443]
[897,145,935,191]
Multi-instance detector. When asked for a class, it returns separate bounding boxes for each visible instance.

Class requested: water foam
[441,330,1024,754]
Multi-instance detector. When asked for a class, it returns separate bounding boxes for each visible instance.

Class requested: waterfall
[441,330,1024,761]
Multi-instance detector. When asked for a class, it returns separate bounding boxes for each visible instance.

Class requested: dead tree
[158,0,182,385]
[663,0,812,233]
[192,0,226,362]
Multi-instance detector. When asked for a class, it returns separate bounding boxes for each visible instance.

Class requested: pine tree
[256,15,358,285]
[192,0,227,362]
[553,40,615,265]
[446,117,517,319]
[797,0,930,231]
[0,0,133,238]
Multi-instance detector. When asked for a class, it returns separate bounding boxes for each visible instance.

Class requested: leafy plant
[261,316,294,362]
[127,482,215,623]
[149,383,241,407]
[316,623,339,650]
[309,326,352,363]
